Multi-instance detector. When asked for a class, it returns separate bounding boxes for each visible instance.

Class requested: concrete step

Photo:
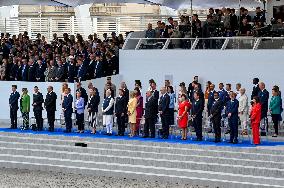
[0,141,283,171]
[0,134,283,163]
[0,154,283,188]
[0,145,283,179]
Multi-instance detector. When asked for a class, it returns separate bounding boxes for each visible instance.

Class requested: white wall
[120,50,284,101]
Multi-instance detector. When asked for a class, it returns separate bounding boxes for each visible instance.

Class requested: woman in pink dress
[178,94,191,140]
[134,87,143,135]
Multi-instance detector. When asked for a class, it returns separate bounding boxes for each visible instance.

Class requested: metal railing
[122,37,284,50]
[0,15,183,42]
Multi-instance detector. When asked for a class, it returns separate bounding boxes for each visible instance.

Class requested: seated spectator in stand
[76,56,86,82]
[253,7,266,26]
[160,22,170,38]
[55,59,66,82]
[239,18,252,36]
[155,21,162,38]
[47,60,57,82]
[191,14,202,38]
[18,59,28,81]
[145,23,156,38]
[0,59,7,80]
[230,8,238,33]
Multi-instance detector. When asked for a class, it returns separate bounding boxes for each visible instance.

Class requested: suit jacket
[33,92,44,111]
[35,65,46,82]
[94,61,104,79]
[207,90,215,113]
[19,65,29,81]
[115,95,127,115]
[9,64,18,81]
[20,94,30,113]
[226,99,239,120]
[67,63,76,83]
[87,95,100,113]
[158,93,170,116]
[27,64,36,82]
[55,65,65,82]
[47,66,57,82]
[192,99,204,119]
[9,91,20,110]
[45,91,57,112]
[62,94,73,115]
[238,94,249,113]
[258,89,269,117]
[151,90,159,115]
[76,65,86,81]
[86,60,95,80]
[210,99,223,120]
[251,85,260,100]
[218,89,227,104]
[145,96,157,119]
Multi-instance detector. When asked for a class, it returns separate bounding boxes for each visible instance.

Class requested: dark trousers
[10,108,17,129]
[144,117,156,137]
[271,114,280,135]
[161,115,170,138]
[47,110,55,131]
[212,117,221,141]
[65,112,72,131]
[229,117,238,142]
[34,110,43,131]
[193,116,203,139]
[169,108,175,125]
[76,113,84,131]
[116,114,125,135]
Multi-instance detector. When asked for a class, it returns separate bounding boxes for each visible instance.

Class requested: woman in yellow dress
[127,91,138,137]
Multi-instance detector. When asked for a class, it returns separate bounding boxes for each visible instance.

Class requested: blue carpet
[1,128,284,148]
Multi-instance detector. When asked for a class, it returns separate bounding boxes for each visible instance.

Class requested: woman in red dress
[250,96,262,145]
[178,94,191,140]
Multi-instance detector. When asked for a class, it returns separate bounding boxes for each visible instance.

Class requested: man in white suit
[238,88,249,135]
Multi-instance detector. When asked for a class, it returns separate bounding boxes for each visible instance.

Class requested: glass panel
[195,38,225,49]
[225,38,256,49]
[167,39,196,49]
[123,39,139,50]
[138,39,167,50]
[257,39,284,49]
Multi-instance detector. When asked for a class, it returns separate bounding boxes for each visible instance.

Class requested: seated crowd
[8,76,283,145]
[0,31,122,81]
[145,6,273,40]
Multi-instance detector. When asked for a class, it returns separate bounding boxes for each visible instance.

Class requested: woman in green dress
[20,88,30,130]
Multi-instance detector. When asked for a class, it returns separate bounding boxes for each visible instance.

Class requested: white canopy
[0,0,263,10]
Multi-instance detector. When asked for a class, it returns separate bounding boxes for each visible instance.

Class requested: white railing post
[135,39,143,50]
[4,18,7,35]
[162,39,171,50]
[191,38,199,50]
[27,18,32,38]
[116,17,120,35]
[92,17,98,34]
[122,32,132,50]
[253,38,261,50]
[221,38,230,50]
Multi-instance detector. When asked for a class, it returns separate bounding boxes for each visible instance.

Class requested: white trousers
[103,115,113,133]
[239,113,248,130]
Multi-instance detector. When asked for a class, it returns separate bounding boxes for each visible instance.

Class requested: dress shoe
[64,130,71,133]
[214,139,221,143]
[150,136,155,138]
[142,135,149,138]
[225,130,230,134]
[196,138,202,141]
[108,133,112,136]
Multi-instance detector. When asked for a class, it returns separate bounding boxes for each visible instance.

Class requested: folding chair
[138,117,145,137]
[221,117,229,142]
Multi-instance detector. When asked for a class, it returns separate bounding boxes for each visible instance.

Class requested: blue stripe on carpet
[0,128,283,148]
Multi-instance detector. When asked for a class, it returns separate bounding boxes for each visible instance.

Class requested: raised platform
[0,128,284,188]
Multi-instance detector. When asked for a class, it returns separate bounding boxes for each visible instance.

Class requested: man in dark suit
[209,92,223,142]
[35,59,46,82]
[150,82,159,122]
[27,59,36,82]
[258,82,269,135]
[86,53,95,80]
[226,92,239,144]
[67,57,76,83]
[44,86,57,132]
[207,84,216,115]
[251,78,260,100]
[32,86,44,131]
[143,91,157,138]
[192,92,204,141]
[109,50,119,75]
[76,58,86,82]
[9,85,20,129]
[62,88,73,133]
[158,87,170,139]
[115,89,127,136]
[54,60,66,82]
[9,59,18,81]
[94,55,104,79]
[19,59,28,81]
